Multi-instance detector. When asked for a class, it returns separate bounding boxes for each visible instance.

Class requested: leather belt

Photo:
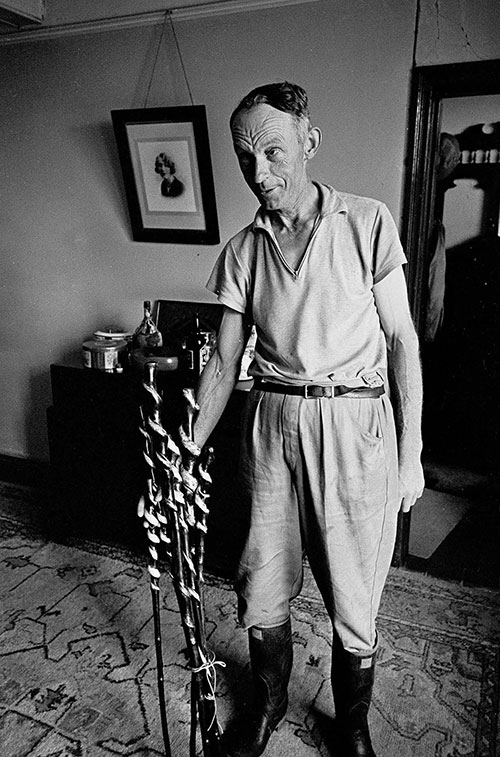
[253,380,385,399]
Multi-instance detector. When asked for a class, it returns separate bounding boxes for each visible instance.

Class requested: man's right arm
[192,306,251,449]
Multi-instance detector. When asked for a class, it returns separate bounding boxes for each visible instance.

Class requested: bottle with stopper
[133,300,163,351]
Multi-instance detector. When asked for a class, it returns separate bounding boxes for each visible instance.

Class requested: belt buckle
[304,384,332,399]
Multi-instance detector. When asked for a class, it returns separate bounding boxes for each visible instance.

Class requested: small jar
[82,337,128,372]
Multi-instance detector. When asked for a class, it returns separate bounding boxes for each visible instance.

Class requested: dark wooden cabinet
[47,363,249,577]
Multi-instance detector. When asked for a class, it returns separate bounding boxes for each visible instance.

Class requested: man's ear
[304,126,322,161]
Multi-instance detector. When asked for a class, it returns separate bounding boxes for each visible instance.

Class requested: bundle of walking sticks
[138,361,224,757]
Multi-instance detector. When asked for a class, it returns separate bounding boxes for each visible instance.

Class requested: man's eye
[266,148,280,159]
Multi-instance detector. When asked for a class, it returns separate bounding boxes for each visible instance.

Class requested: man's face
[231,104,309,213]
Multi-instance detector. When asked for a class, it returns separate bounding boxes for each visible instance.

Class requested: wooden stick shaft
[152,585,172,757]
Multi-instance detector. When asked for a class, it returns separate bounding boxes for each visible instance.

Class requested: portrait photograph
[111,105,219,244]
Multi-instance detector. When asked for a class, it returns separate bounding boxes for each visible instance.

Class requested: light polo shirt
[206,183,407,386]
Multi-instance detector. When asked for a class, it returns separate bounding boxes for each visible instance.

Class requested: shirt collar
[252,182,348,232]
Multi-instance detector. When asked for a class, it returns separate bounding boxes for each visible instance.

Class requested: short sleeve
[206,240,249,314]
[371,203,407,285]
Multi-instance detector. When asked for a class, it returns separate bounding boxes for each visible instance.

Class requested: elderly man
[192,82,424,757]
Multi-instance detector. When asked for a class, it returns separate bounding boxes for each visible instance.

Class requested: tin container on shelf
[82,335,129,372]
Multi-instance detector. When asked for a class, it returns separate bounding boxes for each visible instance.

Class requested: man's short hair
[230,81,310,139]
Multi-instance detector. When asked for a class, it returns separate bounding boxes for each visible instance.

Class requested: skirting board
[0,453,50,488]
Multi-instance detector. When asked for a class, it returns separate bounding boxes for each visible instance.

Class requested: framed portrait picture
[111,105,220,244]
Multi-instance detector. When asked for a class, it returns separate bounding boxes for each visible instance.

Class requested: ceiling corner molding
[0,0,321,46]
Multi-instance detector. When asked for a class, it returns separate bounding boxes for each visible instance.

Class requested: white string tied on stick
[190,649,226,730]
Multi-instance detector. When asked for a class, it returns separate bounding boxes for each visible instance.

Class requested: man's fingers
[400,497,413,513]
[400,487,424,513]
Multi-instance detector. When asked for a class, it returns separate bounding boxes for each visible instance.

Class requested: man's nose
[254,155,269,184]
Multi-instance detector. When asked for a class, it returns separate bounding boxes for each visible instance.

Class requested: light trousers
[235,388,400,655]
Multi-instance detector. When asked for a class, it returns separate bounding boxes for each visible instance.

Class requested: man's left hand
[398,459,425,513]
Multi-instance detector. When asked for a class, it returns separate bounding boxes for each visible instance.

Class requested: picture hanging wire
[411,0,421,70]
[144,9,195,108]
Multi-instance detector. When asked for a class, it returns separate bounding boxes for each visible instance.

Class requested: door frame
[392,58,500,568]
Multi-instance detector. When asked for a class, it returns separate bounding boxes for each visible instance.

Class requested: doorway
[396,60,500,587]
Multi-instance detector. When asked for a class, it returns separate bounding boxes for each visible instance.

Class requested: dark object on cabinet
[47,363,249,577]
[156,299,223,344]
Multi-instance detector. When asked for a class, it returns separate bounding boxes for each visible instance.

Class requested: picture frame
[111,105,220,244]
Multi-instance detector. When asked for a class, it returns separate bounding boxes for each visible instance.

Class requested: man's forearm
[386,330,423,462]
[192,351,240,449]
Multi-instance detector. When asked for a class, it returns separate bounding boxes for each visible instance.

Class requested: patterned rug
[0,482,499,756]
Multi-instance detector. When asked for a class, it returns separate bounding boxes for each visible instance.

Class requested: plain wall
[1,0,499,461]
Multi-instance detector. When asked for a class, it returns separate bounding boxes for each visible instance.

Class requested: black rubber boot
[331,635,378,757]
[224,618,293,757]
